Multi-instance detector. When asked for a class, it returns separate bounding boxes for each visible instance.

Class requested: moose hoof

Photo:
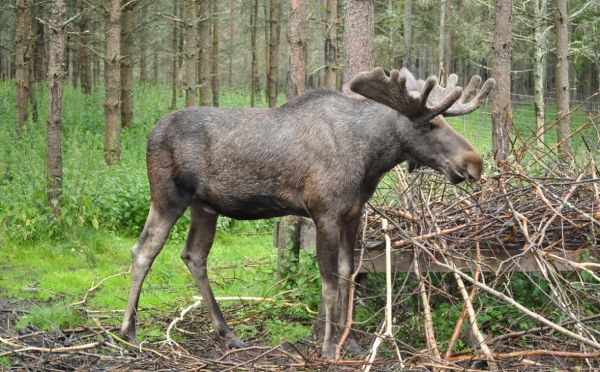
[344,338,364,355]
[225,337,248,349]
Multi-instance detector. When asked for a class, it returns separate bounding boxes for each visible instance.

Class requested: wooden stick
[450,349,600,361]
[419,248,600,350]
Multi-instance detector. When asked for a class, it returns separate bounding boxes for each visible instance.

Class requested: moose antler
[349,67,495,123]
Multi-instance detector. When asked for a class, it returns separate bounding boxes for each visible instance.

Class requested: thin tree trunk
[532,0,547,148]
[211,0,220,107]
[140,4,148,84]
[554,0,572,159]
[287,0,306,99]
[267,0,280,107]
[403,0,412,69]
[324,0,337,89]
[250,0,259,107]
[228,0,235,88]
[70,34,79,88]
[104,0,122,165]
[47,0,66,216]
[264,0,270,102]
[28,45,38,123]
[171,0,179,109]
[491,0,513,163]
[15,0,33,135]
[120,3,134,128]
[438,0,447,82]
[33,3,45,82]
[79,10,92,94]
[184,0,198,107]
[153,47,158,83]
[342,0,374,94]
[93,14,101,88]
[198,0,211,106]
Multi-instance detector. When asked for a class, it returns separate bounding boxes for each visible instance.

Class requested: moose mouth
[407,159,476,185]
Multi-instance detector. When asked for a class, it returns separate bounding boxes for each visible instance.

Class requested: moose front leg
[314,216,342,360]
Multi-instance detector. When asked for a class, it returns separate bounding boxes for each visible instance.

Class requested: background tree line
[1,0,600,213]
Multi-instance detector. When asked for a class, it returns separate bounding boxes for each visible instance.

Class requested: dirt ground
[2,299,599,371]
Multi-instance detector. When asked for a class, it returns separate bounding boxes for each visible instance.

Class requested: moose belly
[201,195,309,220]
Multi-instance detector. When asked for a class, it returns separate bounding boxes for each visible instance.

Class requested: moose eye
[423,122,435,132]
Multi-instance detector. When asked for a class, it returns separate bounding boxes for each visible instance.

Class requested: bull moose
[119,67,495,360]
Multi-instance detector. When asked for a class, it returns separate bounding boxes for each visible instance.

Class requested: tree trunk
[491,0,513,163]
[554,0,572,159]
[79,10,92,94]
[342,0,374,94]
[93,15,101,88]
[211,0,220,107]
[403,0,412,69]
[267,0,281,107]
[70,34,79,88]
[227,0,235,88]
[33,3,46,82]
[184,0,198,107]
[171,0,179,109]
[264,1,270,102]
[28,43,38,123]
[250,0,259,107]
[324,0,337,89]
[104,0,121,165]
[153,45,158,83]
[15,0,33,135]
[120,3,134,128]
[532,0,547,148]
[287,0,306,99]
[198,0,211,106]
[438,0,447,82]
[139,4,148,84]
[47,0,66,216]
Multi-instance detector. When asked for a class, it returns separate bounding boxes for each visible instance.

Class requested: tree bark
[267,0,281,107]
[104,0,121,165]
[171,0,179,110]
[211,0,220,107]
[184,0,198,107]
[47,0,66,216]
[70,33,79,88]
[342,0,374,94]
[438,0,447,82]
[79,9,92,94]
[264,1,270,102]
[554,0,572,159]
[15,0,33,135]
[227,0,235,88]
[139,4,148,84]
[250,0,259,107]
[287,0,306,100]
[198,0,211,106]
[403,0,412,69]
[324,0,337,89]
[532,0,547,148]
[120,2,134,128]
[491,0,513,163]
[33,3,46,82]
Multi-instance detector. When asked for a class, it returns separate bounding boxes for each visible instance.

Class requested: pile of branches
[359,151,600,369]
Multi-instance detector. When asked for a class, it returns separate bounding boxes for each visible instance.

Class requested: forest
[1,0,600,370]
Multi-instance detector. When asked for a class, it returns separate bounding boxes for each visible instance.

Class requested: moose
[119,67,495,360]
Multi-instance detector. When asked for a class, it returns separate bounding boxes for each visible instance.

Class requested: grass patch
[16,303,81,332]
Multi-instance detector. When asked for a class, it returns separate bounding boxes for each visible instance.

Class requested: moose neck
[353,100,414,182]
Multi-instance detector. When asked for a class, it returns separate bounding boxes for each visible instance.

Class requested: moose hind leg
[181,201,246,348]
[120,201,189,341]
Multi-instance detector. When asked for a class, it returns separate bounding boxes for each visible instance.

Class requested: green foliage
[16,303,81,332]
[273,251,321,310]
[0,82,272,242]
